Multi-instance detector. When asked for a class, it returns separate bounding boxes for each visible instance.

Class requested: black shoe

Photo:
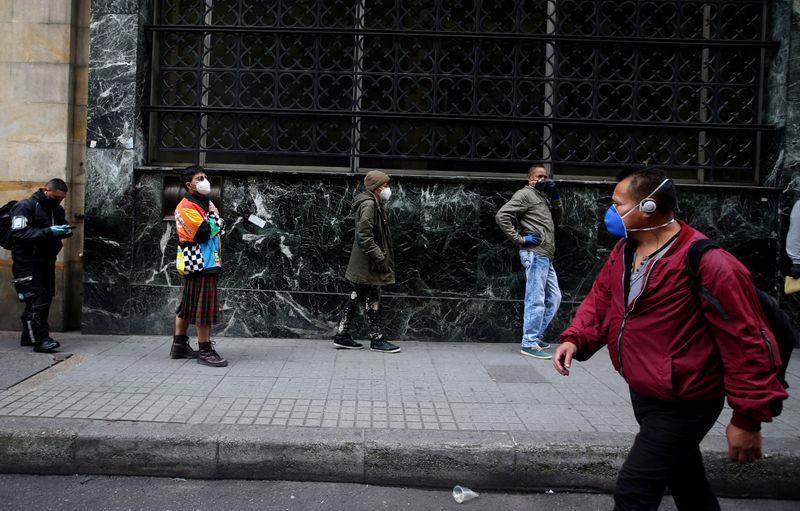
[170,335,197,359]
[33,338,60,353]
[333,333,363,350]
[370,338,401,353]
[197,342,228,367]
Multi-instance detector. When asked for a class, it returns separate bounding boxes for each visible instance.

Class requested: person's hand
[209,203,219,216]
[536,179,560,200]
[49,225,72,237]
[726,423,762,463]
[790,263,800,279]
[522,233,541,246]
[553,342,578,376]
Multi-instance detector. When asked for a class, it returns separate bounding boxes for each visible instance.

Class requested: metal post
[350,0,365,174]
[698,3,711,183]
[199,0,214,167]
[543,0,556,175]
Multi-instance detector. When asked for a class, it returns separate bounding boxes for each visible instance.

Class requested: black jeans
[614,389,724,511]
[12,260,56,344]
[336,283,383,341]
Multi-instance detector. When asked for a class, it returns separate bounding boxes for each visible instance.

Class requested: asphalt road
[0,475,796,511]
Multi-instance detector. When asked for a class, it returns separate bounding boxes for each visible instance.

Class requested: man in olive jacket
[496,164,563,360]
[333,170,400,353]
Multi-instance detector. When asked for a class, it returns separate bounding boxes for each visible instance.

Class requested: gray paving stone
[0,334,797,444]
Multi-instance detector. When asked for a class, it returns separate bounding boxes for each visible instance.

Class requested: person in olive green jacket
[333,170,400,353]
[495,164,563,360]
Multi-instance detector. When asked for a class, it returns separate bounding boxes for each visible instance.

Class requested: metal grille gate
[144,0,776,182]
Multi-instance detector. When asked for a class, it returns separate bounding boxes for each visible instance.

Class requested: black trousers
[12,260,56,344]
[336,283,383,341]
[614,389,724,511]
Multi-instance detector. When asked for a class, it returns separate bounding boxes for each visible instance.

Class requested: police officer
[10,179,72,352]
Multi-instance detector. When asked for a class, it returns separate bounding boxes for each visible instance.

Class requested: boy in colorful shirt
[172,166,227,367]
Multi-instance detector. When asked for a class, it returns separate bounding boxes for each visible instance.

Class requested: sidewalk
[0,332,798,497]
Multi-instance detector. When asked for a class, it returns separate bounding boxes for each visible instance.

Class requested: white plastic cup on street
[452,485,479,503]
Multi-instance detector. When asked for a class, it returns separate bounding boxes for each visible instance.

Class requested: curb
[1,417,799,498]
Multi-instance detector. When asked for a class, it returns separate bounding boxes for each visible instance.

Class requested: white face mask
[195,179,211,195]
[379,187,391,202]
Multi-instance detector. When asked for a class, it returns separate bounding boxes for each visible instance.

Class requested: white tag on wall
[248,214,266,228]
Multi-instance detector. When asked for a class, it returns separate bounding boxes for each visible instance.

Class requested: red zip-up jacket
[560,221,787,431]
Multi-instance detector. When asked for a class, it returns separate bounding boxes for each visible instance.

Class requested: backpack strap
[687,239,730,320]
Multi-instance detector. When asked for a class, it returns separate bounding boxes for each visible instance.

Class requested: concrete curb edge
[1,417,799,498]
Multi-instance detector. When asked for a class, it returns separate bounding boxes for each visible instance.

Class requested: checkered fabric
[177,244,205,276]
[176,273,219,325]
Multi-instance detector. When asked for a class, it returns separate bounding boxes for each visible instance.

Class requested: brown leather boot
[170,334,197,359]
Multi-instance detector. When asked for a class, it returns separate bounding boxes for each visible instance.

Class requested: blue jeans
[519,250,561,348]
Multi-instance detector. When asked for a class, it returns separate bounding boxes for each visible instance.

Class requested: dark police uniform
[10,189,70,350]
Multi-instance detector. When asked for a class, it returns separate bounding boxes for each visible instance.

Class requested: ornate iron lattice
[145,0,775,181]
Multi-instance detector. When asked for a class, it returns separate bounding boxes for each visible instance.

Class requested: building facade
[0,0,89,332]
[5,1,800,342]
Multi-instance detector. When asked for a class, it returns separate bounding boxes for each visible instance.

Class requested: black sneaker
[370,338,401,353]
[33,338,60,353]
[333,333,363,350]
[197,342,228,367]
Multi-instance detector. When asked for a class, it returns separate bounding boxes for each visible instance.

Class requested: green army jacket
[495,186,561,259]
[345,191,396,286]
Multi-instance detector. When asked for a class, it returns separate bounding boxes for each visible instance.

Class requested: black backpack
[0,200,17,250]
[687,239,795,392]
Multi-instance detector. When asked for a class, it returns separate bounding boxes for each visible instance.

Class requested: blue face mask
[604,204,632,238]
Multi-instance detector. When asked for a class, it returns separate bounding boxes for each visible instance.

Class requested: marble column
[82,0,150,333]
[766,0,800,329]
[783,1,800,177]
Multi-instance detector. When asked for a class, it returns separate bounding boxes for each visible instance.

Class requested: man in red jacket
[553,167,787,511]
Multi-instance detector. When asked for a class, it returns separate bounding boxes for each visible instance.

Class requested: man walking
[495,164,562,360]
[10,179,72,353]
[553,167,787,510]
[172,166,227,367]
[332,170,400,353]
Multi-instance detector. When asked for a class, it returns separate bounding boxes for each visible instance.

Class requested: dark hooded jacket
[345,191,395,286]
[10,189,68,262]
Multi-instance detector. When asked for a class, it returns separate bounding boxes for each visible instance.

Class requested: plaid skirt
[176,273,220,325]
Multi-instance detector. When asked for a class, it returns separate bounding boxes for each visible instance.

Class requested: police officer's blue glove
[535,179,560,201]
[790,263,800,279]
[49,225,72,237]
[522,233,541,246]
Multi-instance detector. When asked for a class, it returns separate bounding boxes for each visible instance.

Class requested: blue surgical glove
[522,233,541,246]
[49,225,72,237]
[790,264,800,279]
